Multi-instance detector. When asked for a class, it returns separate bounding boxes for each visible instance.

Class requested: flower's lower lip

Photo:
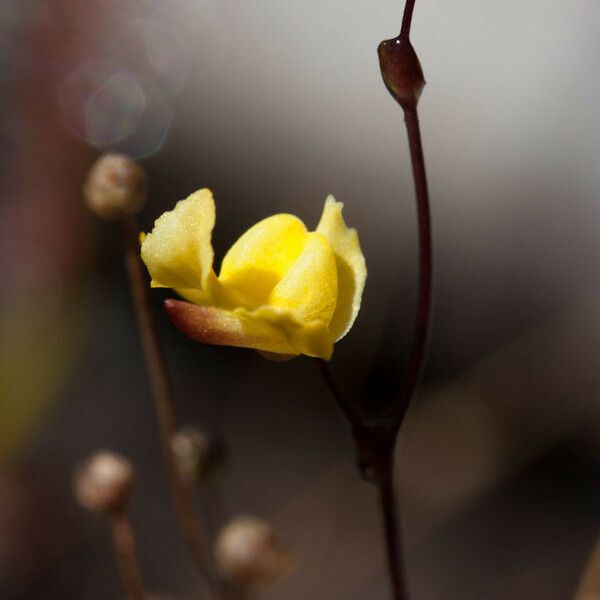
[164,299,244,346]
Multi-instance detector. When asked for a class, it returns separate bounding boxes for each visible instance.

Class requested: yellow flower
[140,189,366,360]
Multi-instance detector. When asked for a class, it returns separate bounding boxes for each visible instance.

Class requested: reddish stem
[121,218,224,598]
[313,358,363,429]
[380,462,408,600]
[316,1,432,599]
[394,106,433,429]
[400,0,416,39]
[110,509,145,600]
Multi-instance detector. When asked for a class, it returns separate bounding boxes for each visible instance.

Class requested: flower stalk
[374,0,433,596]
[313,359,362,428]
[73,451,145,600]
[110,508,146,600]
[379,457,407,600]
[394,106,433,428]
[121,218,222,597]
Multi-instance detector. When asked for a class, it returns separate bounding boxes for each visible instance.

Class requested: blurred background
[1,0,600,598]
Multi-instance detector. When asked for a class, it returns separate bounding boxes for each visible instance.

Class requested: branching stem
[315,1,432,599]
[313,358,362,429]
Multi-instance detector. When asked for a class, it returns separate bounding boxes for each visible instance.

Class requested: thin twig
[110,509,145,600]
[121,218,221,597]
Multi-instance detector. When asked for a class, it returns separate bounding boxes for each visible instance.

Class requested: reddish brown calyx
[378,36,425,110]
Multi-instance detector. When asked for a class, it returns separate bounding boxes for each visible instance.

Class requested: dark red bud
[378,36,425,110]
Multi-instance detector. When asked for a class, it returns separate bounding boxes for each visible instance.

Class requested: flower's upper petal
[269,232,338,326]
[141,189,215,290]
[219,214,308,307]
[316,196,367,340]
[165,299,333,359]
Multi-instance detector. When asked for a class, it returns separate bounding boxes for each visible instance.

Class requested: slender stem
[110,509,145,600]
[314,2,430,598]
[400,0,416,39]
[385,0,432,589]
[374,0,430,595]
[315,69,430,600]
[393,106,433,428]
[378,464,407,600]
[313,358,363,429]
[121,218,221,596]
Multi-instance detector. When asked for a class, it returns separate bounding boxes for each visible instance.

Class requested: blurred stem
[110,509,145,600]
[121,218,223,598]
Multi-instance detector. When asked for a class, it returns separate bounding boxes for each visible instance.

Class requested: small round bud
[378,36,425,109]
[83,154,147,220]
[171,427,225,484]
[215,516,296,588]
[74,450,134,514]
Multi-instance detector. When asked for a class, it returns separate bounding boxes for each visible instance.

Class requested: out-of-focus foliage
[0,294,85,460]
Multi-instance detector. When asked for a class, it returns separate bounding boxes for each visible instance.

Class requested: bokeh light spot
[85,71,147,148]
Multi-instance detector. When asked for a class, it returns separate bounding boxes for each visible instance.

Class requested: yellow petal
[316,195,367,340]
[268,232,338,326]
[165,300,333,359]
[141,189,215,290]
[219,214,308,307]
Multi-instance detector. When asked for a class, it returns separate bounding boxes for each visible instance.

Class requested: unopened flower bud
[171,427,225,484]
[74,450,134,514]
[378,36,425,109]
[215,516,296,588]
[83,154,147,220]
